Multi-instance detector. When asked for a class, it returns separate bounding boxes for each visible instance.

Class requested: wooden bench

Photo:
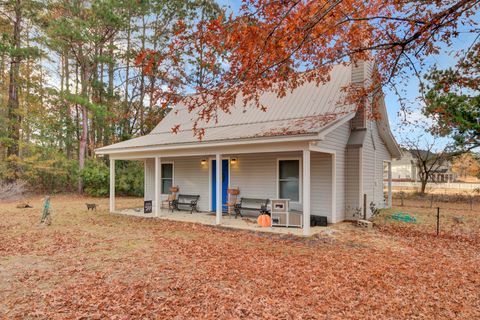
[172,194,200,213]
[234,198,269,219]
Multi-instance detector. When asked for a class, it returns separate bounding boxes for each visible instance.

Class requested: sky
[218,0,479,151]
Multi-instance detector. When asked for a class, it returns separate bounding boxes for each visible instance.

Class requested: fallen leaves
[0,195,479,319]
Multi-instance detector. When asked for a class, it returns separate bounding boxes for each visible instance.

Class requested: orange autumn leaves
[135,0,479,138]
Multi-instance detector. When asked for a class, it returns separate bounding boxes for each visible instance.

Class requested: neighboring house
[96,61,402,236]
[391,150,418,181]
[430,161,456,183]
[392,150,456,183]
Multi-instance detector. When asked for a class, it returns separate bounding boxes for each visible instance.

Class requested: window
[161,163,173,194]
[278,160,300,202]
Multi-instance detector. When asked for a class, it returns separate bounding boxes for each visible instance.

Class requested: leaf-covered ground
[1,196,479,319]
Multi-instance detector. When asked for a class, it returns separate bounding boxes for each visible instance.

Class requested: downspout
[370,120,376,207]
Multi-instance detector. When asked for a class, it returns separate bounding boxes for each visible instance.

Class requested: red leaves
[135,0,477,140]
[2,196,479,318]
[171,124,181,134]
[135,49,161,76]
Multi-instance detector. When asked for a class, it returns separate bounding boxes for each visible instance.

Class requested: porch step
[357,219,373,229]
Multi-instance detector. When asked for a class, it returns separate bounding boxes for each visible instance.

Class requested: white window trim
[161,162,174,195]
[276,157,302,204]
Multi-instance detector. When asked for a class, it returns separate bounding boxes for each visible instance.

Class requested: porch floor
[113,208,328,237]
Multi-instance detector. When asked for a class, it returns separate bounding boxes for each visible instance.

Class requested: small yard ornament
[40,196,52,226]
[257,214,271,227]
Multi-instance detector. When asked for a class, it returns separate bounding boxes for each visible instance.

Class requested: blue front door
[211,159,229,212]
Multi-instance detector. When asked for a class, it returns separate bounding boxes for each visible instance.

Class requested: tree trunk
[64,52,74,159]
[105,37,114,146]
[122,10,132,140]
[139,15,146,135]
[420,179,428,194]
[78,57,89,194]
[6,0,22,157]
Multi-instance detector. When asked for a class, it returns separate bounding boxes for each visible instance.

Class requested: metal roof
[98,64,354,153]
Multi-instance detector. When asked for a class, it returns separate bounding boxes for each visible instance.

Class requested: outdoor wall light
[201,159,207,165]
[231,157,238,164]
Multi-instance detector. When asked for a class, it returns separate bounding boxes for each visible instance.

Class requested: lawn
[1,196,479,319]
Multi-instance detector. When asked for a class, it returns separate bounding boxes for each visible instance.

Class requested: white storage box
[271,199,302,228]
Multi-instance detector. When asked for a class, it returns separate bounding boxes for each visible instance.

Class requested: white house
[96,61,401,236]
[392,150,456,182]
[392,150,418,181]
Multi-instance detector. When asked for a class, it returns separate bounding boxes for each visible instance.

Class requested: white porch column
[155,157,161,217]
[331,153,337,223]
[216,153,222,225]
[109,158,115,213]
[387,162,392,208]
[302,149,311,236]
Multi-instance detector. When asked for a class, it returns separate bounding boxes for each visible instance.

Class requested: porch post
[387,161,392,208]
[216,153,222,225]
[331,153,337,223]
[109,158,115,213]
[303,149,311,236]
[155,157,161,217]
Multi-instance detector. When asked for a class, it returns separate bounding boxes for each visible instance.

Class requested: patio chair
[162,186,179,211]
[224,188,240,216]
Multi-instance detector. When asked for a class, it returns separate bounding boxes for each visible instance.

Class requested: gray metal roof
[98,64,354,153]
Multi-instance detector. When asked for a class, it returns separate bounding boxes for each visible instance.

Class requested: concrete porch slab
[112,208,328,237]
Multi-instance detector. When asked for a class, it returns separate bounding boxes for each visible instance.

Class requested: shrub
[0,145,144,197]
[82,159,109,196]
[0,153,78,194]
[115,160,144,197]
[82,159,144,197]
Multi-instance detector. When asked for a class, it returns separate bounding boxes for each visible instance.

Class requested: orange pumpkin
[257,214,271,227]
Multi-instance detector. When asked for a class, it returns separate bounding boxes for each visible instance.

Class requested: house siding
[345,147,361,219]
[316,121,350,222]
[161,156,210,211]
[231,151,336,221]
[362,119,391,218]
[311,152,333,219]
[143,151,336,222]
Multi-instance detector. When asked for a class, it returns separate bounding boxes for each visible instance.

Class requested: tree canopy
[137,0,480,138]
[0,0,479,194]
[0,0,222,193]
[424,42,480,151]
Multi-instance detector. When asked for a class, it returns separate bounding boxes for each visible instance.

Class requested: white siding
[144,159,155,201]
[362,120,391,217]
[311,152,333,220]
[316,121,350,221]
[161,156,210,211]
[345,147,361,219]
[372,121,391,207]
[231,151,334,221]
[140,150,339,221]
[231,152,302,211]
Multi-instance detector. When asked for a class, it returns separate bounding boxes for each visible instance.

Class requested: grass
[0,195,479,319]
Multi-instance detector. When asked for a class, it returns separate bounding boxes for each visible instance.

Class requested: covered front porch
[113,207,331,237]
[107,141,339,236]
